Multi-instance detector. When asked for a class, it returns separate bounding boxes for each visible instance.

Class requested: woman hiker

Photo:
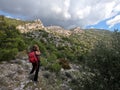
[29,44,41,82]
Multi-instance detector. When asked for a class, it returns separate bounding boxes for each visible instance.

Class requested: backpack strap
[34,51,39,61]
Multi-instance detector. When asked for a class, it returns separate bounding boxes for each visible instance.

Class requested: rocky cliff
[16,19,45,33]
[16,19,84,37]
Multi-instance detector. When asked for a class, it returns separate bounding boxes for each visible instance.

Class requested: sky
[0,0,120,31]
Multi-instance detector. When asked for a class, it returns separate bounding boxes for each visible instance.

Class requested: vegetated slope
[23,28,112,63]
[21,28,117,90]
[0,18,26,61]
[0,15,28,26]
[1,17,119,90]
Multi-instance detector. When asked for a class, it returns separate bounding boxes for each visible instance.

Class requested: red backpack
[28,51,38,63]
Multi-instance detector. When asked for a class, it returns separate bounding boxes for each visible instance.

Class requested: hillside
[0,15,28,26]
[0,17,120,90]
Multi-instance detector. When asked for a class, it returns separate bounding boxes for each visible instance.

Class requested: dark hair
[32,44,39,51]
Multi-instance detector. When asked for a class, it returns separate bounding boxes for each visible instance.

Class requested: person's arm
[35,51,41,56]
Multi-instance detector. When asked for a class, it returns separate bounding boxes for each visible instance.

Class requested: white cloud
[113,1,120,12]
[104,1,116,18]
[106,15,120,28]
[51,0,71,20]
[75,6,91,19]
[6,15,13,18]
[0,0,120,29]
[51,6,62,14]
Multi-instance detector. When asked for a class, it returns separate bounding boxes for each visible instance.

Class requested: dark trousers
[30,60,40,81]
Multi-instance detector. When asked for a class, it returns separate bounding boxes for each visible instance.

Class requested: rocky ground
[0,55,94,90]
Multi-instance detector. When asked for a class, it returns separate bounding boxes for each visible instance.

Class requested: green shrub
[47,53,57,62]
[50,62,61,73]
[40,57,48,67]
[0,48,18,61]
[0,21,26,61]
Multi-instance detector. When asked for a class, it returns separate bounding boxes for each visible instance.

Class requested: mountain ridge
[0,15,111,37]
[16,18,112,38]
[16,19,85,37]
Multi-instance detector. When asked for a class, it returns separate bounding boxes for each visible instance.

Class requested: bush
[0,21,26,61]
[40,57,48,67]
[0,48,18,61]
[84,30,120,90]
[50,62,61,73]
[47,53,57,62]
[59,58,71,69]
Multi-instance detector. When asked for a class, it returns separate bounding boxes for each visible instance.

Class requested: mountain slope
[1,17,119,90]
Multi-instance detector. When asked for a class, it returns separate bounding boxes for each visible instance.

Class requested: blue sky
[86,19,120,31]
[0,11,26,20]
[0,0,120,31]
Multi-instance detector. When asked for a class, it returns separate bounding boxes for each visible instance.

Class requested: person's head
[32,44,39,51]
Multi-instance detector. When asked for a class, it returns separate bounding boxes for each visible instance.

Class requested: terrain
[0,15,120,90]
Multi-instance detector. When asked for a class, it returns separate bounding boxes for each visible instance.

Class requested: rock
[16,19,45,33]
[65,72,73,79]
[43,71,51,79]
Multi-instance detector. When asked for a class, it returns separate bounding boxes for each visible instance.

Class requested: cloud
[106,15,120,28]
[0,0,120,29]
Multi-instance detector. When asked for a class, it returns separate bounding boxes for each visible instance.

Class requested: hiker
[29,44,41,82]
